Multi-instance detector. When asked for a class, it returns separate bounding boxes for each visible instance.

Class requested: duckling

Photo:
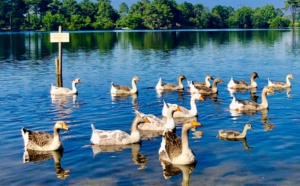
[228,72,259,89]
[111,76,140,95]
[230,86,274,111]
[156,75,186,91]
[90,112,149,145]
[218,123,253,139]
[268,74,293,88]
[159,120,202,165]
[51,78,81,95]
[21,121,69,151]
[190,78,223,95]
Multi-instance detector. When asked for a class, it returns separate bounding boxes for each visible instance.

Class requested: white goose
[21,121,70,151]
[159,120,202,165]
[51,78,81,95]
[110,76,140,95]
[268,74,293,88]
[90,112,149,145]
[230,86,274,111]
[162,93,204,118]
[136,104,182,131]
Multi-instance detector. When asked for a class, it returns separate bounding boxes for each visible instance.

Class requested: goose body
[162,93,203,118]
[227,72,259,89]
[230,86,274,111]
[111,76,139,95]
[159,120,201,165]
[219,123,253,139]
[137,104,182,131]
[90,113,149,145]
[51,78,81,95]
[156,75,186,91]
[193,75,214,88]
[21,121,69,151]
[190,78,223,95]
[268,74,293,88]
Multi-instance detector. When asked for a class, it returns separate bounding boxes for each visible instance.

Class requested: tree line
[0,0,298,31]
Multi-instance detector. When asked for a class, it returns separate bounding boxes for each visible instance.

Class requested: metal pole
[57,26,63,87]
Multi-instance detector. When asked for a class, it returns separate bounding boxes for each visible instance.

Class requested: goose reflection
[51,94,77,104]
[160,161,197,186]
[51,94,78,118]
[111,93,138,105]
[261,109,275,131]
[91,143,149,170]
[219,137,252,150]
[228,88,258,102]
[23,150,70,179]
[156,89,184,100]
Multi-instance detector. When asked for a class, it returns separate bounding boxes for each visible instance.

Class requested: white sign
[50,33,70,43]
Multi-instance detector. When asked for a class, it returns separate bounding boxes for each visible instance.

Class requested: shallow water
[0,29,299,185]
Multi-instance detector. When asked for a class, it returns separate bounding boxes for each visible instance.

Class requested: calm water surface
[0,29,300,185]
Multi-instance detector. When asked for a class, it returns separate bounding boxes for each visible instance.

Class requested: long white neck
[165,110,175,131]
[286,76,291,87]
[260,89,268,109]
[181,127,190,154]
[250,76,257,87]
[205,77,211,87]
[131,80,138,93]
[189,96,198,116]
[178,78,184,89]
[71,82,78,94]
[130,117,141,142]
[239,126,249,138]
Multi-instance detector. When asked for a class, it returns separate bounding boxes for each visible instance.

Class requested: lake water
[0,29,299,185]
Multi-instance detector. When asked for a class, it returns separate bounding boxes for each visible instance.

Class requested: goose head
[73,78,82,84]
[251,72,259,79]
[287,74,294,79]
[133,76,140,82]
[54,121,70,131]
[178,75,186,82]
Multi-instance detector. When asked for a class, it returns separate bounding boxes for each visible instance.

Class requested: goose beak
[269,88,274,94]
[199,95,204,101]
[177,106,182,112]
[63,123,70,131]
[144,117,150,123]
[192,120,202,127]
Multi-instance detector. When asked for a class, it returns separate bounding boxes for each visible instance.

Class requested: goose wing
[25,129,54,148]
[164,131,182,160]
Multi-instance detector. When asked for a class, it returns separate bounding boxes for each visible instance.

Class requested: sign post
[50,26,69,87]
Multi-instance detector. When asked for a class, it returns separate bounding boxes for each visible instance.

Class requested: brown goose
[110,76,140,95]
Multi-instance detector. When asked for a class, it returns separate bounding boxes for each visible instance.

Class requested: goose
[110,76,140,95]
[162,93,204,118]
[268,74,293,88]
[50,78,81,95]
[156,75,186,91]
[190,78,223,95]
[230,86,274,111]
[21,121,69,151]
[227,72,259,89]
[90,112,149,145]
[193,75,214,88]
[137,104,182,131]
[159,120,202,165]
[218,123,253,139]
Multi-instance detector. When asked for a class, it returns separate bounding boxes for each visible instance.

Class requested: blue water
[0,29,300,185]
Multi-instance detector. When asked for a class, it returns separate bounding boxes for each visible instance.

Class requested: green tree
[79,0,97,22]
[177,1,194,27]
[42,12,66,30]
[62,0,80,19]
[284,0,300,26]
[119,2,129,17]
[7,0,28,29]
[211,5,235,28]
[228,6,254,28]
[252,5,283,28]
[143,3,173,29]
[117,14,144,29]
[269,16,291,28]
[67,15,91,30]
[0,0,9,29]
[96,0,119,22]
[48,0,64,14]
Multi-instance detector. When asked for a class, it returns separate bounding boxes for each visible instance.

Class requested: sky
[111,0,286,10]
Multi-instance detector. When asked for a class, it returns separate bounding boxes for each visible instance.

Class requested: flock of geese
[21,72,294,167]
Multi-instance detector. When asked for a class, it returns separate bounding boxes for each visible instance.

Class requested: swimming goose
[159,120,201,165]
[50,78,81,95]
[268,74,293,88]
[190,78,223,95]
[21,121,69,151]
[162,93,204,118]
[230,86,274,111]
[218,123,253,139]
[156,75,186,91]
[227,72,259,89]
[137,104,182,131]
[193,75,214,88]
[90,112,149,145]
[111,76,140,95]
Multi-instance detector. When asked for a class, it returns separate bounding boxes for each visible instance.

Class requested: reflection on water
[51,94,79,118]
[111,93,138,105]
[160,161,197,186]
[219,137,252,150]
[91,143,149,170]
[23,150,70,179]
